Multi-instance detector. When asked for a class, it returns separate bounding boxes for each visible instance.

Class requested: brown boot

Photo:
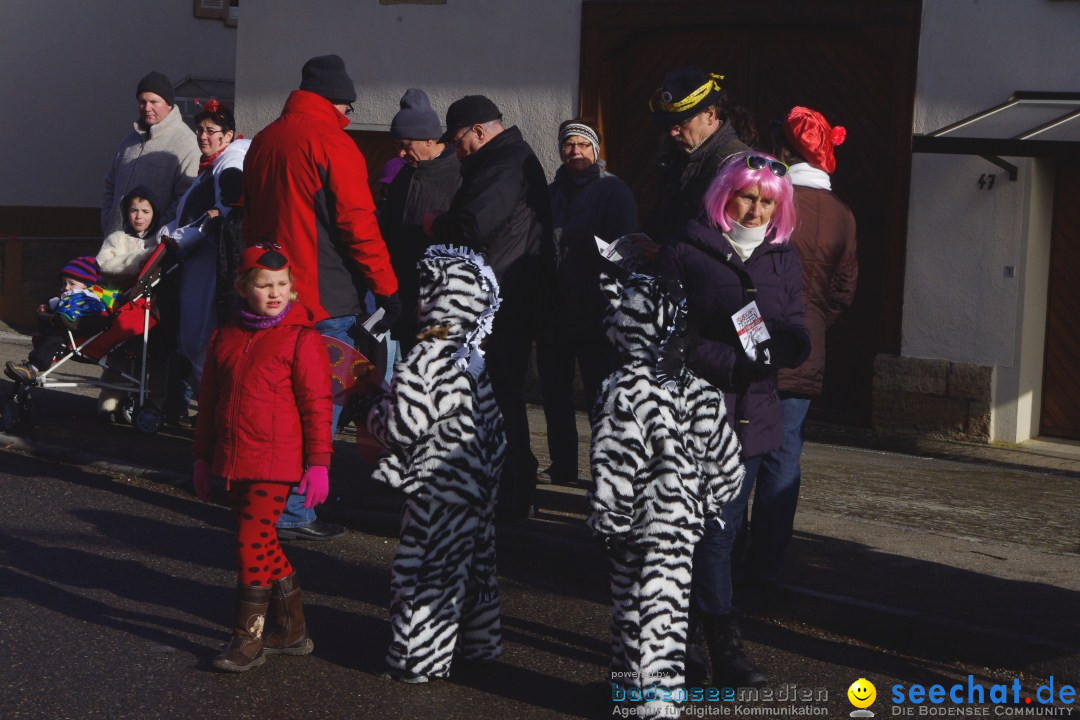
[263,573,314,656]
[212,584,271,672]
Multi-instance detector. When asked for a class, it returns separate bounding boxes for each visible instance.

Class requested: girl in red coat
[192,244,334,672]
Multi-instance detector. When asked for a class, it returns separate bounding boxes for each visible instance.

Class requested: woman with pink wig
[654,149,810,689]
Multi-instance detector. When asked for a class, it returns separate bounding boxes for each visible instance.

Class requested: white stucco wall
[902,0,1080,440]
[0,2,237,209]
[234,0,581,176]
[903,0,1080,365]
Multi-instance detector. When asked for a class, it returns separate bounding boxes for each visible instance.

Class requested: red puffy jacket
[243,90,398,321]
[194,302,333,483]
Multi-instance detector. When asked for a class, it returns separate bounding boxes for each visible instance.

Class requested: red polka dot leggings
[230,481,294,587]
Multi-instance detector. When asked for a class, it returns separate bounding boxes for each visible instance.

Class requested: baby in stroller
[5,256,120,384]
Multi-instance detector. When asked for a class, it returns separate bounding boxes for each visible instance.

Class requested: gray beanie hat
[390,88,443,140]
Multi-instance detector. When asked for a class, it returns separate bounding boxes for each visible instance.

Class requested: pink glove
[299,466,329,508]
[193,459,211,501]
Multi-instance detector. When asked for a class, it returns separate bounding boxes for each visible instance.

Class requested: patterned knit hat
[60,256,100,286]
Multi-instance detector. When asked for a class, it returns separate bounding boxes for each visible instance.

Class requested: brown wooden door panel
[1041,161,1080,439]
[581,0,920,424]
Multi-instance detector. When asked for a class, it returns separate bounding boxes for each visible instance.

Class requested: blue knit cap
[390,88,443,140]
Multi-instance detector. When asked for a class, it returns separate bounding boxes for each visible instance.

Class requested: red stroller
[1,242,177,434]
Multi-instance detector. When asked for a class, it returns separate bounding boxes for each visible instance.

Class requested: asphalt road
[2,449,1075,720]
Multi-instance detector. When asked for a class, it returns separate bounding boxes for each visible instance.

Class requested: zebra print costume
[367,245,506,682]
[589,264,744,712]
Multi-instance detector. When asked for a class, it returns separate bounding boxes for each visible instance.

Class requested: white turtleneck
[725,221,769,261]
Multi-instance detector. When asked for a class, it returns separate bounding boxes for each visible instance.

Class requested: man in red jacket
[244,54,401,540]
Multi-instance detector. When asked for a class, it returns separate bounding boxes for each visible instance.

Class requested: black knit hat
[136,71,175,106]
[300,54,357,104]
[649,66,725,125]
[439,95,502,144]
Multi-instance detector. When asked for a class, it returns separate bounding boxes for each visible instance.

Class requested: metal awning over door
[912,91,1080,179]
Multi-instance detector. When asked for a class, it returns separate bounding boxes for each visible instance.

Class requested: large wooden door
[580,0,921,425]
[1040,162,1080,440]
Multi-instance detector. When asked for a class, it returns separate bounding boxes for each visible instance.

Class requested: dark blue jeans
[276,313,361,529]
[691,455,762,619]
[748,397,811,582]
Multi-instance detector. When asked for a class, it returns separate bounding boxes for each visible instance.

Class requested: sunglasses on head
[746,155,788,177]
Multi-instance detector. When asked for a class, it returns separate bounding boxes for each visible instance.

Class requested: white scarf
[725,221,768,261]
[787,162,831,190]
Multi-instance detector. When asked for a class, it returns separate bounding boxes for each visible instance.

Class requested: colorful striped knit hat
[60,256,100,286]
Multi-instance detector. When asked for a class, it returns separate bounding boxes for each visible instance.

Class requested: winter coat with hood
[193,301,333,483]
[777,181,858,397]
[102,104,200,235]
[646,123,748,244]
[166,138,252,387]
[243,90,398,322]
[654,218,810,458]
[96,185,163,284]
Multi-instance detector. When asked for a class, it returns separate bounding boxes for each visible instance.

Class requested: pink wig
[702,150,796,243]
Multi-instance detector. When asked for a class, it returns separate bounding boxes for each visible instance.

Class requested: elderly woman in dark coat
[654,149,809,689]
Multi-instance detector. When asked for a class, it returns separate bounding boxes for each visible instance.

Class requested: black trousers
[487,301,539,520]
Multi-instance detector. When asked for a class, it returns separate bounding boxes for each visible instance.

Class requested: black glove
[372,292,401,335]
[733,339,774,386]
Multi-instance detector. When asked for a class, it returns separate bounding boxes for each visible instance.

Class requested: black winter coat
[380,148,461,344]
[646,123,748,244]
[655,219,810,458]
[434,127,552,273]
[433,126,553,329]
[549,162,638,320]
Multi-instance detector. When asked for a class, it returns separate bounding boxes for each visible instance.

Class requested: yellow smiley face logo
[848,678,877,708]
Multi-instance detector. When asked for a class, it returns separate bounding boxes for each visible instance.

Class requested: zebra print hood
[417,245,502,378]
[599,266,689,390]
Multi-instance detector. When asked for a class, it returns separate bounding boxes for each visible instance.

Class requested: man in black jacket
[432,95,554,520]
[381,88,461,356]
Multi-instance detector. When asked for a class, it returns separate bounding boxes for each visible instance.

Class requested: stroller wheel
[134,404,164,434]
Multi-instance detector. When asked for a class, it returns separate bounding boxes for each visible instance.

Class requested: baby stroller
[2,242,178,434]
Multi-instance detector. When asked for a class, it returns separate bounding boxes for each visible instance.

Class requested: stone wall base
[872,354,992,441]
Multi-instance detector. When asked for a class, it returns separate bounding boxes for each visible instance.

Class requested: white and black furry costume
[589,260,744,712]
[367,245,506,681]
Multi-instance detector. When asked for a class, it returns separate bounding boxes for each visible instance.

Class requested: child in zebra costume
[589,259,745,716]
[366,245,506,683]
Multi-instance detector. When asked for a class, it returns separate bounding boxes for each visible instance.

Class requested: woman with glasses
[654,149,810,689]
[162,99,251,397]
[537,118,638,486]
